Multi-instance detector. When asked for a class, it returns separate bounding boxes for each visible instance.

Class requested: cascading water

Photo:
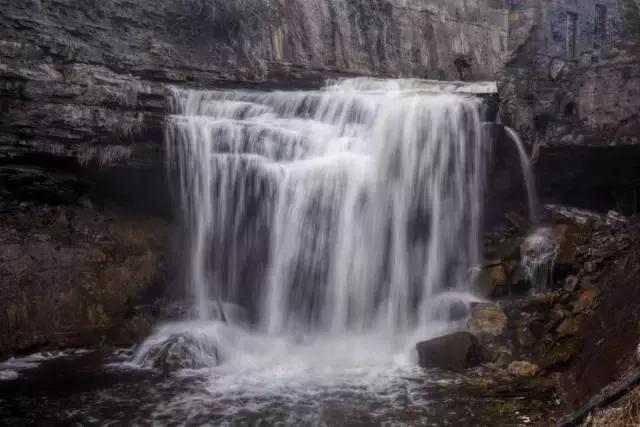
[131,78,510,423]
[163,78,489,334]
[521,227,559,294]
[504,126,539,223]
[503,127,558,293]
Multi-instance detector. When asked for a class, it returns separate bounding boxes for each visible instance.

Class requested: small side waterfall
[503,126,558,293]
[504,126,539,223]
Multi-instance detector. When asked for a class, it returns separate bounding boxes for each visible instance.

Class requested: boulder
[416,331,483,372]
[536,340,577,369]
[517,326,537,347]
[552,223,590,267]
[469,303,508,337]
[477,262,509,297]
[555,316,580,337]
[484,344,513,366]
[136,334,219,375]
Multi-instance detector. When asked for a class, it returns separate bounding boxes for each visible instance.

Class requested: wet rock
[605,211,627,226]
[536,340,577,369]
[137,334,219,375]
[461,364,554,399]
[469,303,508,337]
[545,304,569,331]
[477,262,509,297]
[546,205,604,227]
[508,361,541,377]
[555,316,580,338]
[486,344,514,366]
[416,332,483,372]
[564,275,579,292]
[492,237,523,261]
[552,223,590,267]
[572,288,600,314]
[517,326,537,348]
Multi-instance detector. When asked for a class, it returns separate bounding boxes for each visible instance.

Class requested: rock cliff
[0,0,508,169]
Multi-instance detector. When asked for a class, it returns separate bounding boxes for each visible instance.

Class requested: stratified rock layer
[0,0,508,167]
[0,197,169,356]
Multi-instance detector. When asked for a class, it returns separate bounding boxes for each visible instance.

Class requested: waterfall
[502,127,558,293]
[504,126,539,223]
[164,78,491,336]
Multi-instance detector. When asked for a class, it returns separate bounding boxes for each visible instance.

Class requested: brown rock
[545,304,569,331]
[552,223,591,265]
[508,361,540,377]
[517,326,537,347]
[564,275,579,292]
[537,341,577,369]
[0,201,169,356]
[555,316,580,337]
[477,263,509,297]
[482,343,513,366]
[572,288,599,313]
[469,303,508,337]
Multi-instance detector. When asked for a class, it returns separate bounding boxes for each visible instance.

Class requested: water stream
[504,126,539,223]
[503,127,558,293]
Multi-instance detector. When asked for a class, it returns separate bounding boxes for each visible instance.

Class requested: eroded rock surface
[0,197,169,357]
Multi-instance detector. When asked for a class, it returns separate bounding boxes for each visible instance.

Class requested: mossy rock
[536,340,577,369]
[476,263,509,297]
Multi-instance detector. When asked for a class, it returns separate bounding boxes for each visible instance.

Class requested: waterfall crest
[164,78,492,336]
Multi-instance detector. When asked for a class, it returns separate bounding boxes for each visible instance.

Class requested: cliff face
[499,0,640,213]
[0,0,508,168]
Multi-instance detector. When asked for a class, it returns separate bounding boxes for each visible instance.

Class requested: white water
[135,78,496,413]
[521,227,559,294]
[504,126,539,223]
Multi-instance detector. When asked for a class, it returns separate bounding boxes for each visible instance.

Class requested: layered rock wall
[499,0,640,213]
[0,0,509,167]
